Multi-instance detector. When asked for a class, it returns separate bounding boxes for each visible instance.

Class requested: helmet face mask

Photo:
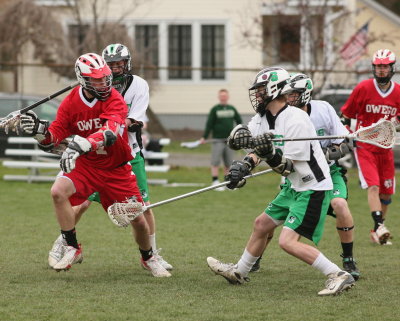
[372,49,396,85]
[249,67,290,116]
[282,73,313,108]
[75,53,112,101]
[102,43,132,93]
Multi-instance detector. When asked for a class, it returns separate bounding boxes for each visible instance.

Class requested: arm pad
[266,152,293,176]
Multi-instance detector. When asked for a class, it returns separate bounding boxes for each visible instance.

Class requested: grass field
[0,163,399,321]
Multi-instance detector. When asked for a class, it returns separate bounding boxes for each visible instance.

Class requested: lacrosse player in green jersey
[207,67,355,296]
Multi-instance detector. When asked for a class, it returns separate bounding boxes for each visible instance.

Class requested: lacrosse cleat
[48,234,66,268]
[207,257,249,285]
[341,255,360,281]
[53,244,83,272]
[141,256,171,277]
[318,271,355,296]
[375,223,391,245]
[153,248,173,271]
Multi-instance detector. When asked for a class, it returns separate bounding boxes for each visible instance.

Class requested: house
[1,0,399,130]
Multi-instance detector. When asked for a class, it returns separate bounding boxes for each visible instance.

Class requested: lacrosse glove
[20,111,49,141]
[227,124,254,150]
[60,135,92,173]
[253,133,275,160]
[225,160,251,189]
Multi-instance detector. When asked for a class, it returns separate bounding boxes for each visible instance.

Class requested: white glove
[60,135,92,173]
[20,111,49,141]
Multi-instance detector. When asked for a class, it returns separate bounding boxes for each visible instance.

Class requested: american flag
[340,22,369,67]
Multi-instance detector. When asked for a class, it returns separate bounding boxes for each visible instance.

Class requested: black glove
[127,118,144,133]
[225,160,251,190]
[253,133,275,160]
[227,124,253,150]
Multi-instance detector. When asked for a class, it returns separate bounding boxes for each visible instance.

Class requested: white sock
[149,234,156,250]
[237,248,259,277]
[311,252,341,276]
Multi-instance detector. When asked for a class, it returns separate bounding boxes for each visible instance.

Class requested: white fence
[2,137,170,184]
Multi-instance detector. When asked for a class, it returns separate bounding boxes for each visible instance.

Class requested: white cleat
[53,245,83,272]
[318,271,355,296]
[153,248,173,271]
[48,234,66,268]
[141,256,171,277]
[206,257,249,285]
[376,224,391,245]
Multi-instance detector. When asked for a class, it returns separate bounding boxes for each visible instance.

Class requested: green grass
[0,164,399,321]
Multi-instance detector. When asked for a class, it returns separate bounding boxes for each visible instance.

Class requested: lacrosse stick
[180,138,227,149]
[107,168,273,227]
[270,119,396,149]
[0,82,79,134]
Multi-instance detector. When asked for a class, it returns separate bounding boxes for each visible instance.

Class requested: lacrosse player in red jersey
[341,49,400,245]
[19,53,170,277]
[207,67,355,296]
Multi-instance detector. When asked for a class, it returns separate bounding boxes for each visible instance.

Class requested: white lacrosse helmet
[282,73,313,107]
[102,43,132,75]
[75,53,112,101]
[372,49,396,85]
[249,67,290,115]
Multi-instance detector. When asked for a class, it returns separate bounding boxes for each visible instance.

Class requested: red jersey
[341,78,400,152]
[49,86,132,169]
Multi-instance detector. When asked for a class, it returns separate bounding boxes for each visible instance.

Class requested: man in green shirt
[200,89,242,191]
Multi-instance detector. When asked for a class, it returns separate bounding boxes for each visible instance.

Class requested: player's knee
[253,214,271,235]
[130,214,147,230]
[380,198,392,205]
[368,185,379,194]
[50,185,70,202]
[331,198,349,216]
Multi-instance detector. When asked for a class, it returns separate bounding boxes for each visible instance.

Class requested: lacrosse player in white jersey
[48,44,172,275]
[250,73,360,280]
[207,67,355,296]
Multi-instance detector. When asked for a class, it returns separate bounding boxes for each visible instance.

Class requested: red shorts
[60,162,142,211]
[354,146,395,194]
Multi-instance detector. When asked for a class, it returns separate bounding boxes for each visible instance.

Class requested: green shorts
[327,163,348,217]
[88,151,150,203]
[265,184,331,245]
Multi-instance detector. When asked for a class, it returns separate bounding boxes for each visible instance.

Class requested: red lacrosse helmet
[372,49,396,85]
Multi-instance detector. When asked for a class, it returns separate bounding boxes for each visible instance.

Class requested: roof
[359,0,400,26]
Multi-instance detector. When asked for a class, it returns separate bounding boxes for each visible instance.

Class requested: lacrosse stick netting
[270,119,396,149]
[107,168,273,227]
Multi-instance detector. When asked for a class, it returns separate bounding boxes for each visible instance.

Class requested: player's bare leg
[331,197,360,280]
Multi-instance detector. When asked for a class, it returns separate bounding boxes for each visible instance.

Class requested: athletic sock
[371,211,384,231]
[311,252,341,276]
[237,248,259,277]
[140,248,153,261]
[212,176,218,182]
[341,242,353,258]
[149,234,157,250]
[61,228,79,249]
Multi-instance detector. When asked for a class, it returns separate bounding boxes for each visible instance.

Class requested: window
[201,25,225,79]
[135,25,159,79]
[168,25,192,79]
[68,24,89,51]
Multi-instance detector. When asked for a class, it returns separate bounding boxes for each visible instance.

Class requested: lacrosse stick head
[354,119,396,149]
[180,140,201,149]
[0,111,21,135]
[107,201,144,227]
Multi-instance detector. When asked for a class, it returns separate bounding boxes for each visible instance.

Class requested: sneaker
[250,257,262,273]
[341,255,360,281]
[153,248,173,271]
[141,256,171,277]
[212,180,225,192]
[376,223,391,245]
[48,234,66,268]
[318,271,355,296]
[206,257,249,285]
[53,244,83,272]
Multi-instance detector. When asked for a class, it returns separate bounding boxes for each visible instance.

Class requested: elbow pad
[266,153,293,176]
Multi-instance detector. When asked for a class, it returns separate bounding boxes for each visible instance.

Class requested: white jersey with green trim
[123,74,150,156]
[247,106,332,192]
[308,100,349,149]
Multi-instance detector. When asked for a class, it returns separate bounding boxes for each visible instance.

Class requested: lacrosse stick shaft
[20,82,79,114]
[271,135,349,143]
[145,168,273,210]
